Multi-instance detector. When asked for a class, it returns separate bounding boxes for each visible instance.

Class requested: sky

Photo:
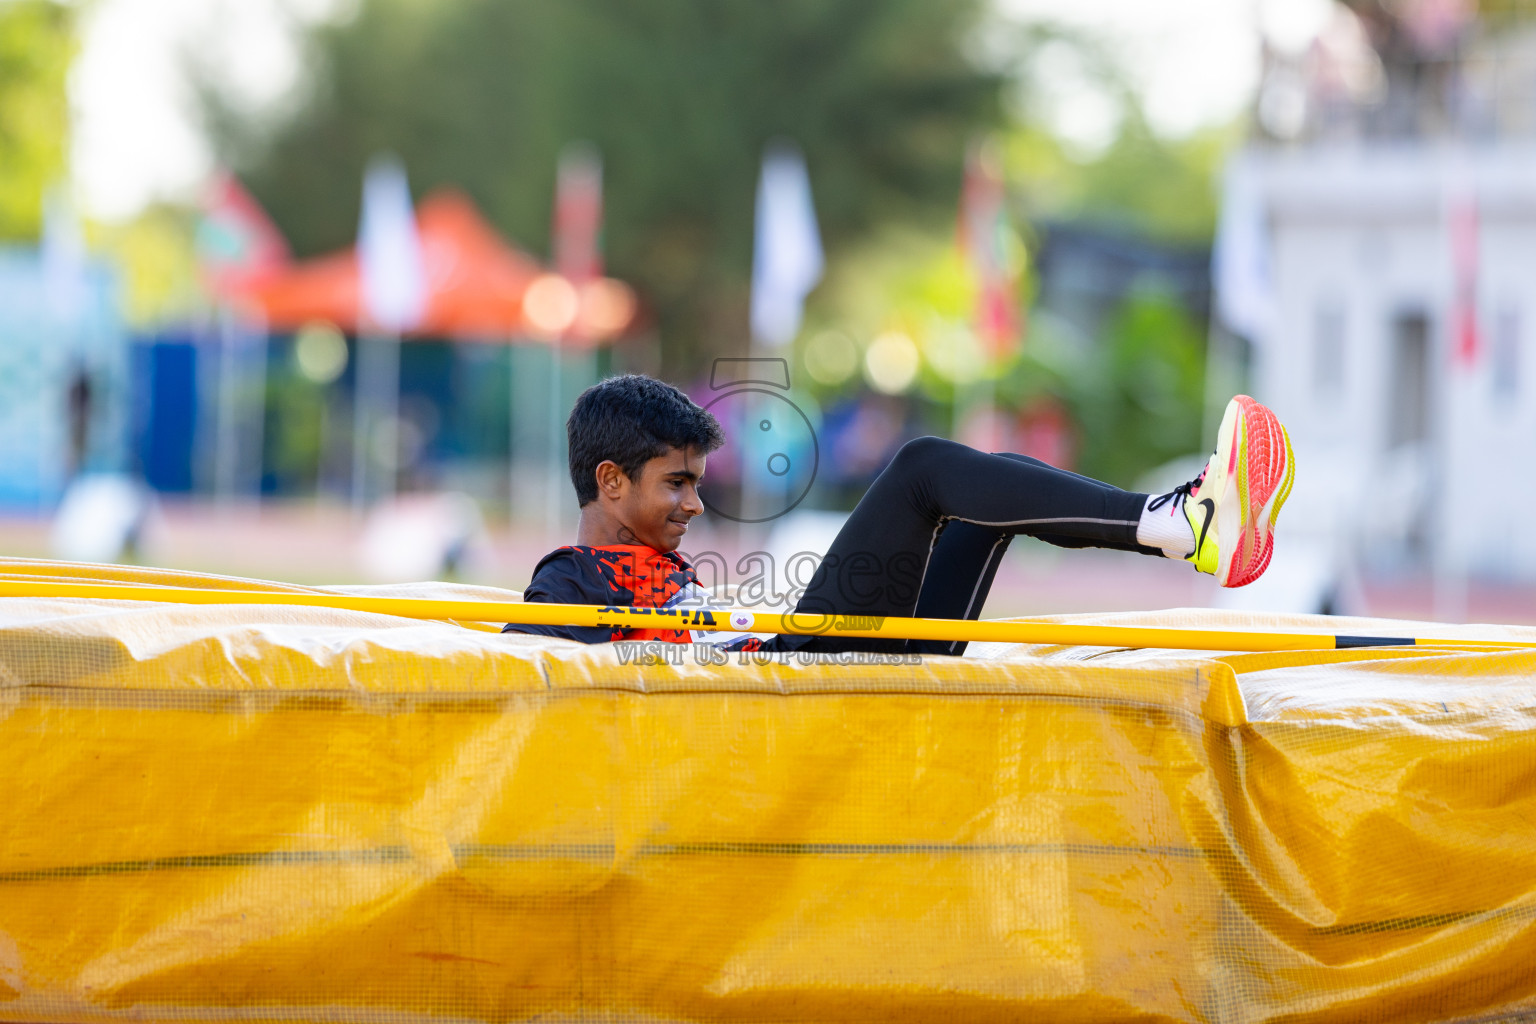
[70,0,345,220]
[67,0,1335,222]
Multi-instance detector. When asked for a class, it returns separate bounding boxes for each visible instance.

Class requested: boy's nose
[681,486,704,515]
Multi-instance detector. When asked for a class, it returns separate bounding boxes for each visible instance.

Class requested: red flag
[958,138,1023,360]
[553,143,603,285]
[1448,191,1479,366]
[196,170,290,300]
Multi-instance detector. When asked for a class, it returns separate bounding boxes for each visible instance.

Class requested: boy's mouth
[668,518,691,532]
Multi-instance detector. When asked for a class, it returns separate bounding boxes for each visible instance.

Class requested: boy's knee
[891,435,958,472]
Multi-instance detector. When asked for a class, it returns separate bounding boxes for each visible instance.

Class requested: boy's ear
[593,459,628,499]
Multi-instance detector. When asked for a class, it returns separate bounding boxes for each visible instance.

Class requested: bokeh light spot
[864,331,920,394]
[293,321,348,384]
[804,330,859,386]
[524,274,580,336]
[575,278,637,339]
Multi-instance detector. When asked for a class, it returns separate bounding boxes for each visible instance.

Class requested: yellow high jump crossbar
[0,579,1528,653]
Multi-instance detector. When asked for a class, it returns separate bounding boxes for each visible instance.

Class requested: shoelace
[1146,463,1207,515]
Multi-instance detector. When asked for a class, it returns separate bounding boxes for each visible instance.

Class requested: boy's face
[602,446,706,552]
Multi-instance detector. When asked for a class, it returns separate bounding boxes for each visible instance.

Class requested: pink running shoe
[1177,395,1295,588]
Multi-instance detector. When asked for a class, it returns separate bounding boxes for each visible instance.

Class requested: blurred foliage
[91,206,206,329]
[203,1,1224,487]
[1479,0,1534,27]
[996,29,1220,473]
[263,354,328,494]
[997,21,1236,244]
[1343,0,1526,35]
[800,227,966,398]
[208,0,1004,372]
[1007,112,1234,243]
[799,84,1221,453]
[0,0,73,241]
[1060,285,1206,486]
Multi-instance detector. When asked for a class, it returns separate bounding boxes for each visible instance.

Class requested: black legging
[775,436,1159,655]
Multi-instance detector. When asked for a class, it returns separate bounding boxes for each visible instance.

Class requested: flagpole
[193,171,292,508]
[354,154,426,519]
[1436,156,1477,624]
[545,330,563,543]
[351,333,369,516]
[215,306,240,507]
[956,136,1018,450]
[246,309,270,502]
[545,142,603,546]
[747,141,822,534]
[508,337,518,529]
[351,329,401,517]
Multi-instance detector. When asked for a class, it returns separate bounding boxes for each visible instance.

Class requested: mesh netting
[1,557,1534,1023]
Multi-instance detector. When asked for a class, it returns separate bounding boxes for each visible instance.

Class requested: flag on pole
[958,139,1023,361]
[751,142,823,349]
[554,142,603,285]
[1213,156,1275,344]
[195,170,290,299]
[1447,186,1480,366]
[358,155,427,334]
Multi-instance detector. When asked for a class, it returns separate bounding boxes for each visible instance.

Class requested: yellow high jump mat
[0,558,1534,1024]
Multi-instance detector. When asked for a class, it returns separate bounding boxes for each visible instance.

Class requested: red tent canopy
[244,189,634,342]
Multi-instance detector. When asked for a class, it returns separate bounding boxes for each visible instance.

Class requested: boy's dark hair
[567,374,725,506]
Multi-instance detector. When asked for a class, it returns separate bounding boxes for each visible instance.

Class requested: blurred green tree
[1000,22,1234,244]
[0,0,73,240]
[262,356,328,495]
[1065,285,1206,487]
[209,0,1003,371]
[1009,112,1233,244]
[990,28,1222,477]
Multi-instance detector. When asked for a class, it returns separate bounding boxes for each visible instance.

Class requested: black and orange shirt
[501,544,767,648]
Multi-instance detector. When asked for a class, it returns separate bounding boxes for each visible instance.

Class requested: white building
[1220,143,1536,588]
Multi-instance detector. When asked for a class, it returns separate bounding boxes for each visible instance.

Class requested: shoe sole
[1217,397,1294,588]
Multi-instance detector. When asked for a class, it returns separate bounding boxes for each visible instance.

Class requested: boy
[504,374,1294,654]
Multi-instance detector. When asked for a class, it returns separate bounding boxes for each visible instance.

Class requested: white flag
[1213,155,1275,344]
[751,143,823,348]
[358,155,426,333]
